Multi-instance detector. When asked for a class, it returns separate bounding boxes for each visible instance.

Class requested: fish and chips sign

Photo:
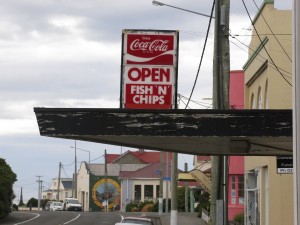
[121,29,179,109]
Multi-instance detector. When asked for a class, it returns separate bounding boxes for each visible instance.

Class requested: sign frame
[120,29,179,109]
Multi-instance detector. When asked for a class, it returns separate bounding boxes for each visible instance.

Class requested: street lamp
[152,0,214,18]
[70,146,91,164]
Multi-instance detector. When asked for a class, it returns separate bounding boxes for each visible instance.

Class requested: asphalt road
[1,211,122,225]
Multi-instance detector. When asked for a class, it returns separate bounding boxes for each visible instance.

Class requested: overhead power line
[252,0,292,62]
[229,34,292,79]
[241,0,292,86]
[185,0,215,109]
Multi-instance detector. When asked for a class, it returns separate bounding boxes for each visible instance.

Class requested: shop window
[231,176,236,204]
[230,175,244,205]
[238,176,244,204]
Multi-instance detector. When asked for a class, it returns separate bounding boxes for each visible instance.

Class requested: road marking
[14,212,40,225]
[63,214,81,224]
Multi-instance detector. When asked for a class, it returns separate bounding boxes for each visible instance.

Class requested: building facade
[228,70,245,221]
[42,178,73,201]
[243,1,293,225]
[76,150,173,211]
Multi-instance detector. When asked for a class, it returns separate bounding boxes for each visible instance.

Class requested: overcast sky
[1,0,284,203]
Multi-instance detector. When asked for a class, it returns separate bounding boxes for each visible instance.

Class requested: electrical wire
[178,93,212,108]
[231,33,291,37]
[241,0,292,86]
[229,35,292,79]
[185,0,215,109]
[252,0,292,62]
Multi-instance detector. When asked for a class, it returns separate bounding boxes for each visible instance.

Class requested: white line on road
[14,212,40,225]
[63,214,81,224]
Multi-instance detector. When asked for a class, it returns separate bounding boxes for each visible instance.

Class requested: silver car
[50,202,63,211]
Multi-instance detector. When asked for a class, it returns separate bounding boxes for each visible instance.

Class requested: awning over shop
[34,108,292,156]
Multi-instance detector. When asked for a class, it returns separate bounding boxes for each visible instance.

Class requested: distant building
[42,178,73,201]
[76,150,173,211]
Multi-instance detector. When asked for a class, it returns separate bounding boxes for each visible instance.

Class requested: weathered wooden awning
[33,108,292,156]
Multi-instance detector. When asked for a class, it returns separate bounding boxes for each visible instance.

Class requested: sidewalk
[119,212,207,225]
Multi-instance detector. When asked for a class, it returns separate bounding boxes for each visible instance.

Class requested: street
[1,211,122,225]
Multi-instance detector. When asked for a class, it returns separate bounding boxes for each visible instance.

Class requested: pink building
[228,70,245,221]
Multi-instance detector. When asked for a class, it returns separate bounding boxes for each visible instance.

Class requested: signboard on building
[120,29,179,109]
[277,156,293,174]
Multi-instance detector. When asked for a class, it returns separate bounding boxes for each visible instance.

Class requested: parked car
[50,202,63,211]
[63,198,82,211]
[44,201,54,211]
[115,216,157,225]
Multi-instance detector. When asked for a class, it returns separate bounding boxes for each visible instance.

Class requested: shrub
[12,204,18,211]
[125,201,139,212]
[233,213,244,225]
[141,203,154,212]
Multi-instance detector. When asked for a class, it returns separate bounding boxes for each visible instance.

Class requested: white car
[115,216,154,225]
[50,202,63,211]
[63,198,82,211]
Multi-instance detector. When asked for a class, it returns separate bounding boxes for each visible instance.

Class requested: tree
[177,187,189,212]
[0,158,17,219]
[26,198,38,208]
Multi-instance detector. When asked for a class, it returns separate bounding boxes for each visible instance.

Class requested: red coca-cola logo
[130,39,169,52]
[126,34,174,65]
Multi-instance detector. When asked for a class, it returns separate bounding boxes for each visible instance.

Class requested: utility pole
[166,152,169,213]
[74,140,77,198]
[159,151,164,215]
[105,149,108,212]
[57,162,62,201]
[36,175,43,210]
[171,152,178,225]
[184,163,188,213]
[211,0,230,225]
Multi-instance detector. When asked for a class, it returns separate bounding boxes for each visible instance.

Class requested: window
[144,185,153,199]
[135,185,141,201]
[230,175,244,205]
[257,86,263,109]
[264,79,269,109]
[238,176,244,204]
[65,192,69,198]
[231,176,236,204]
[250,93,256,109]
[156,185,160,199]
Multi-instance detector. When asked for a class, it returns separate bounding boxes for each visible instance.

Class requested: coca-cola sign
[125,33,175,65]
[121,30,179,109]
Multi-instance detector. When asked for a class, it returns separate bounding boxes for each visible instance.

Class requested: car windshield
[122,219,152,225]
[54,202,62,206]
[69,199,79,204]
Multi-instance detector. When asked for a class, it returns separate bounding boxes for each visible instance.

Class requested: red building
[228,70,245,220]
